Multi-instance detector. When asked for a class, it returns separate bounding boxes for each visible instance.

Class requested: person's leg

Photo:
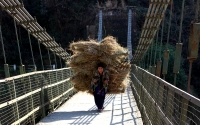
[102,94,106,109]
[94,93,99,108]
[99,95,105,110]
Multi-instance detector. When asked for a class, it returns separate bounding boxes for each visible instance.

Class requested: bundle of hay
[67,36,131,94]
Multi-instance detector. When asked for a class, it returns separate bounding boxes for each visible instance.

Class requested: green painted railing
[131,66,200,125]
[0,68,75,125]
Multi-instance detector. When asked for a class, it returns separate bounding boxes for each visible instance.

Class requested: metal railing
[0,68,75,125]
[131,66,200,125]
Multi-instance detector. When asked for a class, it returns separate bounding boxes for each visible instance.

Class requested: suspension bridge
[0,0,200,125]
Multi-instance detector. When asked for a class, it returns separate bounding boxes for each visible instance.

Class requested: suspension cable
[147,49,150,68]
[178,0,185,43]
[159,16,165,60]
[59,56,62,68]
[154,31,159,65]
[166,0,173,49]
[187,0,199,93]
[195,0,199,22]
[38,40,44,70]
[47,49,52,70]
[173,0,185,86]
[14,19,23,65]
[54,52,57,69]
[0,24,6,64]
[28,31,36,67]
[59,44,63,68]
[150,40,154,66]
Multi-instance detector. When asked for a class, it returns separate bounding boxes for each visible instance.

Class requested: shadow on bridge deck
[37,86,143,125]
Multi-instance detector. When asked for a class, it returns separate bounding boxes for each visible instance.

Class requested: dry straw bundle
[67,36,131,94]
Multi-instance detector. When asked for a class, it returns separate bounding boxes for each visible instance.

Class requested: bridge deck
[37,86,143,125]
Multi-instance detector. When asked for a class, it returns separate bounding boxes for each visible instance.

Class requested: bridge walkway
[37,85,143,125]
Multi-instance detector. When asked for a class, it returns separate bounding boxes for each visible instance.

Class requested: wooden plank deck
[37,85,143,125]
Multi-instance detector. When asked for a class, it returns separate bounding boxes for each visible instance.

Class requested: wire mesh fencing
[131,66,200,125]
[0,68,75,125]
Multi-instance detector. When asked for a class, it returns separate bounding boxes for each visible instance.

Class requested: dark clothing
[93,75,105,109]
[94,92,105,109]
[91,70,109,93]
[91,70,109,110]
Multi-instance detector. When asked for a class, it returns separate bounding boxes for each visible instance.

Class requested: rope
[154,31,159,65]
[178,0,185,43]
[166,0,173,49]
[47,49,52,70]
[38,40,44,70]
[0,25,6,64]
[14,19,23,65]
[28,32,36,66]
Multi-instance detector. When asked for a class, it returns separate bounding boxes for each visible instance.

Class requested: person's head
[97,62,105,74]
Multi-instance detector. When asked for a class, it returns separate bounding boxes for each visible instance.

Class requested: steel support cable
[166,0,173,50]
[47,49,52,70]
[178,0,185,43]
[54,52,57,69]
[38,40,44,70]
[188,0,199,94]
[159,16,165,60]
[28,32,36,68]
[154,31,159,65]
[14,19,23,65]
[0,24,6,64]
[150,39,154,67]
[195,0,200,22]
[163,0,173,80]
[147,49,150,69]
[59,44,63,68]
[174,0,185,86]
[59,56,62,68]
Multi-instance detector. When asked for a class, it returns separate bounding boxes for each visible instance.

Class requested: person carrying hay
[91,62,109,112]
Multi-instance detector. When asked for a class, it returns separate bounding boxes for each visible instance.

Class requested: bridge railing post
[165,87,174,122]
[28,75,35,125]
[4,64,10,78]
[12,80,20,125]
[19,65,25,74]
[39,73,46,118]
[179,96,188,125]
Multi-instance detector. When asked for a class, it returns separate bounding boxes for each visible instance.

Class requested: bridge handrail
[131,66,200,125]
[0,67,75,125]
[138,67,200,106]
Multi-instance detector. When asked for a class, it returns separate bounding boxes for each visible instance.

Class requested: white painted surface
[37,86,143,125]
